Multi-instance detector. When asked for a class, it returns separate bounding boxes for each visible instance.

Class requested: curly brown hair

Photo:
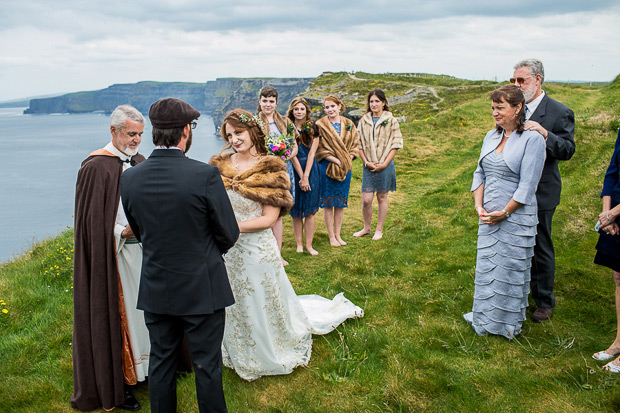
[220,109,267,155]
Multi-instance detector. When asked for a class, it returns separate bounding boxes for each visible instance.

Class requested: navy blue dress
[319,122,352,208]
[290,142,320,219]
[595,128,620,272]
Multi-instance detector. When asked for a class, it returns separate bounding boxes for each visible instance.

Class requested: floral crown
[239,113,266,134]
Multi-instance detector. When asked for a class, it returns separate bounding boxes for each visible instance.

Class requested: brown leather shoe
[531,307,553,323]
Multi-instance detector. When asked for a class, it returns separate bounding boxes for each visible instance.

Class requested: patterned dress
[221,189,363,380]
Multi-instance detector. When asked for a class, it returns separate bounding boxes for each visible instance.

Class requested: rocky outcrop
[206,77,314,125]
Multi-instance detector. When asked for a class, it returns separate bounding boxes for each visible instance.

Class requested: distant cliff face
[25,82,207,115]
[24,78,315,128]
[207,78,314,125]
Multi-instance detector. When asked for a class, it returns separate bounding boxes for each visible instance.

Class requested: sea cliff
[24,78,315,125]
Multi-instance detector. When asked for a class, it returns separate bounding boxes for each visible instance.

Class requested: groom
[121,98,239,412]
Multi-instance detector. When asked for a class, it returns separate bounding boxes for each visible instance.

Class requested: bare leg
[354,192,374,237]
[334,207,346,246]
[292,217,304,253]
[601,271,620,368]
[323,207,339,246]
[304,214,318,255]
[373,192,389,240]
[272,217,288,265]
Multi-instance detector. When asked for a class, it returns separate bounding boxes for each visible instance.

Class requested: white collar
[104,142,132,162]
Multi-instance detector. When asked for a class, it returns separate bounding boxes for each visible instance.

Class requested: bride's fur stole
[209,152,293,217]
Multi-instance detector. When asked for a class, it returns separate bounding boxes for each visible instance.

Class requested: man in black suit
[121,98,239,412]
[512,59,576,322]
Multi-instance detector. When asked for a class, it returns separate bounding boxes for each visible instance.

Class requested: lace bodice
[227,189,263,222]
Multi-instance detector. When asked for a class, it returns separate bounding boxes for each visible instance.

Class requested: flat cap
[149,98,200,129]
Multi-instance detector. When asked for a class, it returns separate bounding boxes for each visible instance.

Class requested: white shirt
[104,142,134,231]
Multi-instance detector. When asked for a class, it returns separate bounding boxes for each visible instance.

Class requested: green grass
[2,73,620,411]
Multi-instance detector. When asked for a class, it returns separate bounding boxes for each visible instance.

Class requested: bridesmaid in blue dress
[287,97,321,255]
[256,86,298,265]
[464,85,546,339]
[315,95,360,247]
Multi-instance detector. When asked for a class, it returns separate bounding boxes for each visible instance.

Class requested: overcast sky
[1,0,619,101]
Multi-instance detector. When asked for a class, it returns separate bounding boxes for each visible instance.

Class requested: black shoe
[531,307,553,323]
[117,388,141,411]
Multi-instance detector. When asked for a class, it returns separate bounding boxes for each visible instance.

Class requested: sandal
[603,361,620,373]
[593,351,619,361]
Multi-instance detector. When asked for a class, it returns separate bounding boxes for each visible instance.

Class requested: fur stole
[209,152,293,217]
[357,111,403,164]
[315,116,359,181]
[258,111,296,139]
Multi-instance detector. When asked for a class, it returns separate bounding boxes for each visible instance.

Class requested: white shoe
[593,351,618,361]
[603,361,620,373]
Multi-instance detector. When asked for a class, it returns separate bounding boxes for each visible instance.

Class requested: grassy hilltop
[2,72,620,412]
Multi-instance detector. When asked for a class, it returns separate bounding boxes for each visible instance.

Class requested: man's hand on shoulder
[524,120,548,139]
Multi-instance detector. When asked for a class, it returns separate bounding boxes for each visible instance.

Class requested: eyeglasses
[190,122,197,129]
[509,76,532,85]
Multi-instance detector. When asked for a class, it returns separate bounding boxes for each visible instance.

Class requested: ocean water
[0,107,224,263]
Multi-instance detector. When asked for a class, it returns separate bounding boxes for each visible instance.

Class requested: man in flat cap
[121,98,239,412]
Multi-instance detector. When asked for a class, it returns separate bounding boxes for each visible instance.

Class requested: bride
[209,109,363,381]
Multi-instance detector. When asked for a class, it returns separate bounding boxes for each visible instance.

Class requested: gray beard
[523,87,536,103]
[124,146,139,156]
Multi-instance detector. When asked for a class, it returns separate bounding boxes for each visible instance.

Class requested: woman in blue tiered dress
[315,95,359,247]
[464,85,546,339]
[287,97,321,255]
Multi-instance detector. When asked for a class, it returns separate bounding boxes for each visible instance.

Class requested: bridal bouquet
[266,131,295,160]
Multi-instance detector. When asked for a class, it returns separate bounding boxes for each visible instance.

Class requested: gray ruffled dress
[464,129,546,339]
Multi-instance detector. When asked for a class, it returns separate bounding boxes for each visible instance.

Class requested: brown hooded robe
[71,150,147,411]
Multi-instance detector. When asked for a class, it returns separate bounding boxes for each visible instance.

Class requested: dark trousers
[530,209,556,309]
[144,309,227,413]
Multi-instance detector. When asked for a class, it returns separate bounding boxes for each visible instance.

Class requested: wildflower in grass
[2,309,7,314]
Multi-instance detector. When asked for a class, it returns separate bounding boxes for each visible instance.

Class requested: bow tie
[119,158,136,166]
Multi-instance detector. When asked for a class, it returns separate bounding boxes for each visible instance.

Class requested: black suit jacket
[121,149,239,316]
[529,93,575,210]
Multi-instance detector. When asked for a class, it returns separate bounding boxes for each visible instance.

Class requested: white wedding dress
[222,189,364,381]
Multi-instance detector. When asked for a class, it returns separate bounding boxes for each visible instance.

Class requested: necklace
[232,153,263,171]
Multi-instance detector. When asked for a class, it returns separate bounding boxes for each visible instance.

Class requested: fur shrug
[258,110,296,138]
[316,116,359,181]
[209,152,293,217]
[357,111,403,164]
